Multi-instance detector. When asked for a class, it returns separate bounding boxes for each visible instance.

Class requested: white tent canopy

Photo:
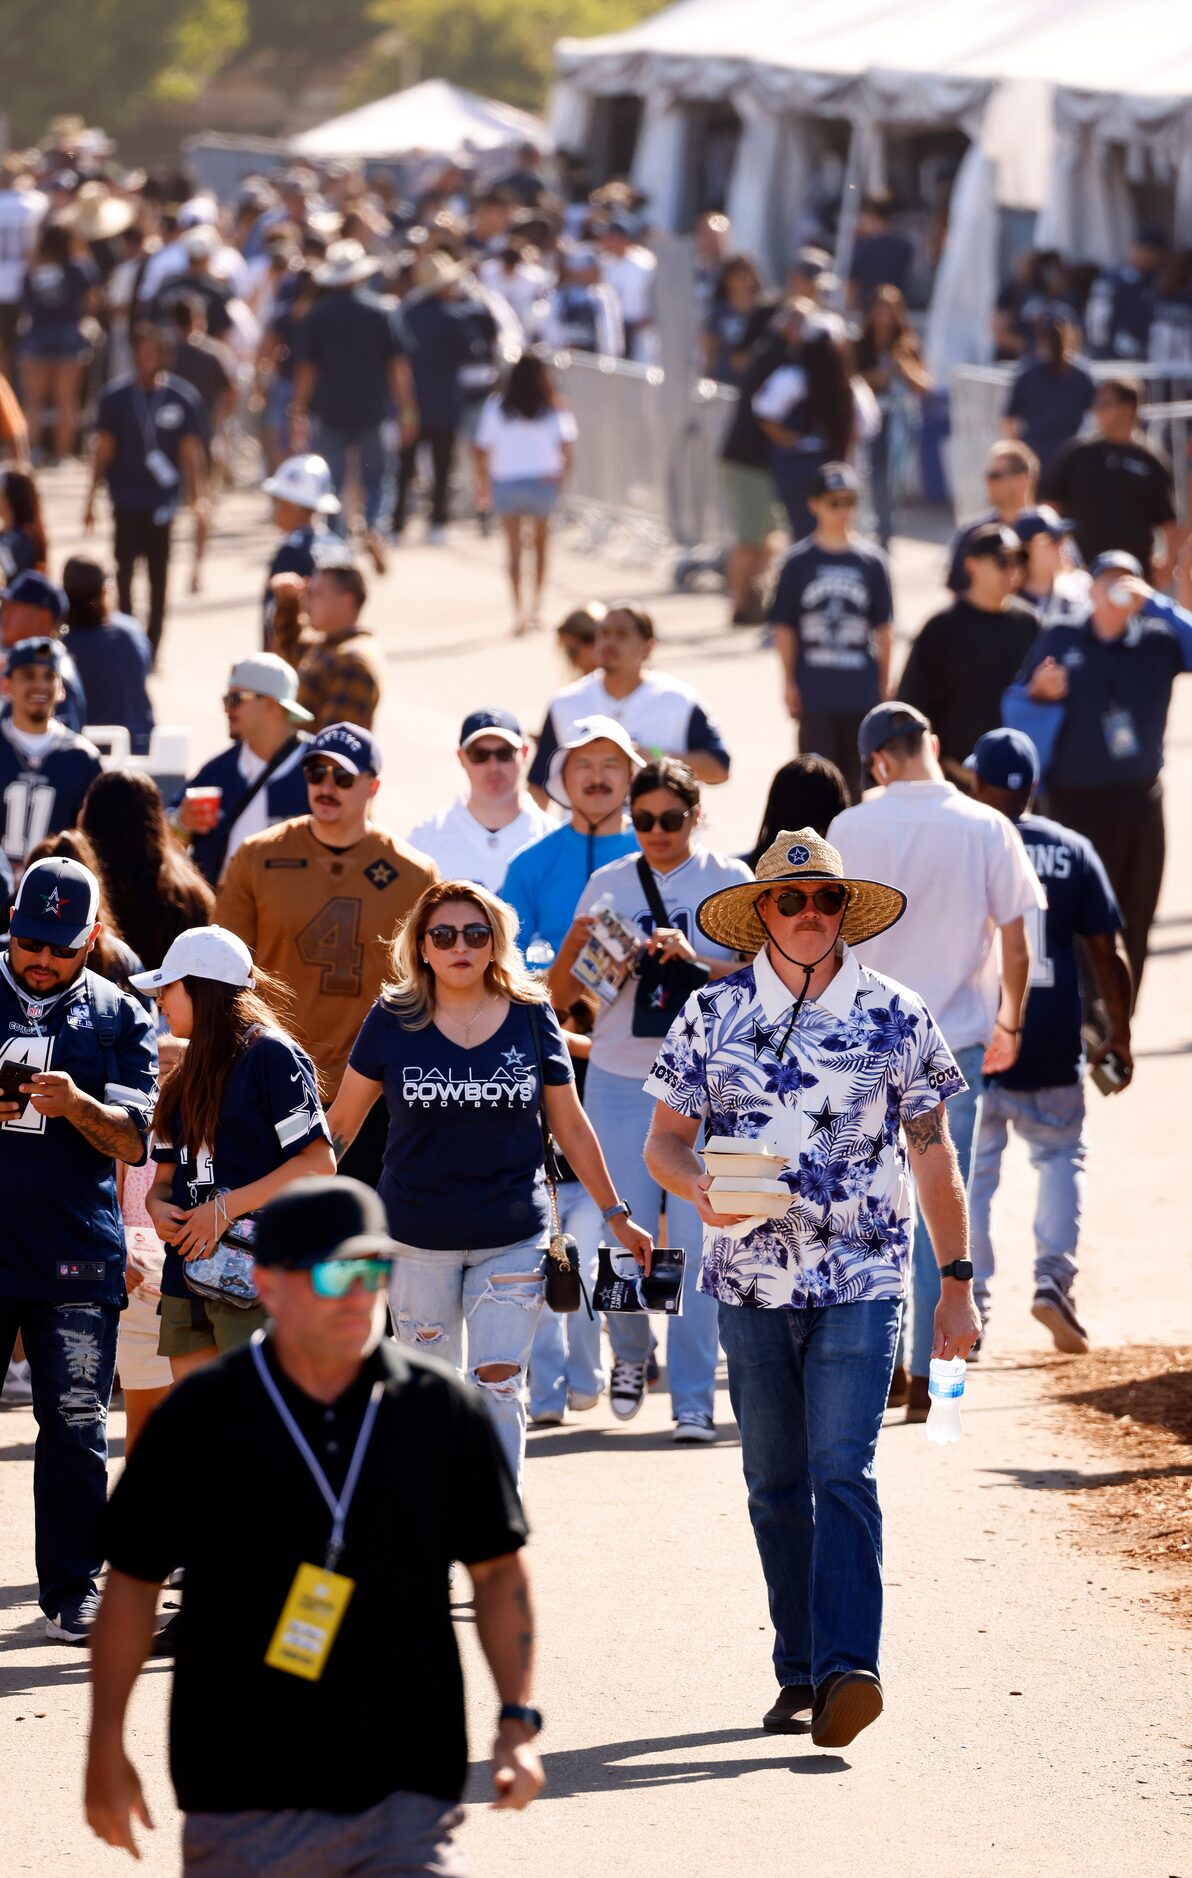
[552,0,1192,376]
[292,78,550,163]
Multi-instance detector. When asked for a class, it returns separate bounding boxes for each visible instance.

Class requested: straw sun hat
[696,827,906,956]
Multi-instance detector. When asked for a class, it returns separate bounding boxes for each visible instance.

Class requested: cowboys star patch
[40,886,65,918]
[365,859,397,890]
[786,844,811,866]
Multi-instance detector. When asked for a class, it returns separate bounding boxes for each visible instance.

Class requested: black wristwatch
[499,1702,543,1736]
[939,1258,974,1281]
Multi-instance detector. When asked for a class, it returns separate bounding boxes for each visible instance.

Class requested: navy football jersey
[262,523,338,642]
[0,953,158,1302]
[994,812,1121,1092]
[0,719,104,869]
[151,1028,329,1298]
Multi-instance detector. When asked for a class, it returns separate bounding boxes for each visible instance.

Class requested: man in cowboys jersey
[0,637,102,874]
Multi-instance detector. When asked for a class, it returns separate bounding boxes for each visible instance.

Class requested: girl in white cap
[133,927,335,1379]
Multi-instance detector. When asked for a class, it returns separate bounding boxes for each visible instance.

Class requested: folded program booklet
[594,1244,685,1315]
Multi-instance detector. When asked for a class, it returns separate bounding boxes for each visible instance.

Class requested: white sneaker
[673,1415,716,1445]
[567,1389,601,1412]
[530,1408,565,1427]
[2,1358,32,1404]
[609,1360,646,1421]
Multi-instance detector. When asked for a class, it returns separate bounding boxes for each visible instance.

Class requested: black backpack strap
[636,854,671,932]
[87,971,123,1092]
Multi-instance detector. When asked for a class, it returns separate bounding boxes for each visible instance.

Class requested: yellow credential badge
[265,1562,356,1681]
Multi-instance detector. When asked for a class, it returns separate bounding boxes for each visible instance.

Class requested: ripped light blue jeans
[388,1233,546,1492]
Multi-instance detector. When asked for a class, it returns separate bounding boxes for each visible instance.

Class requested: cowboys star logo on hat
[786,844,811,866]
[40,887,65,919]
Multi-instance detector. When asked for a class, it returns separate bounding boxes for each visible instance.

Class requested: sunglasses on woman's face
[309,1257,391,1299]
[426,922,494,951]
[631,807,691,833]
[771,885,850,918]
[303,761,356,789]
[465,743,518,765]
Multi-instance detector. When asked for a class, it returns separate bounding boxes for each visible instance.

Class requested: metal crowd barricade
[949,361,1192,523]
[549,351,673,560]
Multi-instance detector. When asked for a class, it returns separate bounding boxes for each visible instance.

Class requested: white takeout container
[703,1135,788,1180]
[708,1176,793,1220]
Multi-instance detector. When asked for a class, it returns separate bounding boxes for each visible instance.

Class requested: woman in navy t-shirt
[330,879,652,1486]
[19,219,98,463]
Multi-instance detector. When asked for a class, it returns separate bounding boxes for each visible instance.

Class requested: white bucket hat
[227,653,313,724]
[314,239,378,287]
[546,713,644,810]
[130,926,256,994]
[261,453,341,516]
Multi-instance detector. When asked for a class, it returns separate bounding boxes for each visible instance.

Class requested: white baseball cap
[130,926,255,994]
[228,653,313,724]
[546,713,644,810]
[261,453,341,516]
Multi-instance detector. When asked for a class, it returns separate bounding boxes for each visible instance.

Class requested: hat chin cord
[757,913,842,1060]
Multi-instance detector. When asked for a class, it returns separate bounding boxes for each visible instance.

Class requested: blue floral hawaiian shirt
[643,944,966,1309]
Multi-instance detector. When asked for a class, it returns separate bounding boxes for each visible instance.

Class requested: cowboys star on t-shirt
[0,719,104,867]
[0,949,157,1303]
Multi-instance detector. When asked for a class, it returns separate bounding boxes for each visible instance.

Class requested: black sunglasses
[222,689,263,709]
[426,922,493,950]
[820,494,857,509]
[13,936,79,960]
[771,885,850,918]
[465,743,518,764]
[303,760,357,788]
[632,807,691,833]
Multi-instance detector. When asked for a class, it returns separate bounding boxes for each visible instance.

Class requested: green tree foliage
[355,0,661,112]
[5,0,248,144]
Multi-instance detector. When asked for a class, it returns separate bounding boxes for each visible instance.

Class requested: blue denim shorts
[491,476,561,518]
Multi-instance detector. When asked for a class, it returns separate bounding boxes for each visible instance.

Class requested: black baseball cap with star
[10,858,100,949]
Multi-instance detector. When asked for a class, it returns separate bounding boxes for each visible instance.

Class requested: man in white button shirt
[408,709,553,894]
[829,702,1044,1418]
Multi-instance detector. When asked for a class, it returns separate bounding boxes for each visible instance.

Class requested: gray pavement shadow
[982,1463,1191,1492]
[0,1581,38,1611]
[526,1427,740,1457]
[0,1440,35,1462]
[464,1730,849,1801]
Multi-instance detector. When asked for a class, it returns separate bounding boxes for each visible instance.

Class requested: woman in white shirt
[474,354,577,636]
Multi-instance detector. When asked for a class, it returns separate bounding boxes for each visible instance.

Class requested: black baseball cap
[6,636,64,675]
[965,523,1025,562]
[253,1177,398,1269]
[307,722,382,776]
[858,701,932,765]
[460,708,523,751]
[1089,550,1143,581]
[1014,506,1075,545]
[813,461,861,499]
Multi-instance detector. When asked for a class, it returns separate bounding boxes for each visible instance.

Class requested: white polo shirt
[829,781,1045,1052]
[528,669,731,789]
[408,796,554,894]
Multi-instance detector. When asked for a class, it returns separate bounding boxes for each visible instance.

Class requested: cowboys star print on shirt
[643,944,965,1310]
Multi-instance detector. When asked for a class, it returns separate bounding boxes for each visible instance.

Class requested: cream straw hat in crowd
[696,827,906,956]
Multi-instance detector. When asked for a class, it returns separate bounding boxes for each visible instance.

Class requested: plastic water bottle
[524,937,555,977]
[925,1356,966,1444]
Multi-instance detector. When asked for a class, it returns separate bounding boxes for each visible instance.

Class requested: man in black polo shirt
[1043,376,1178,583]
[900,524,1039,779]
[87,1177,543,1873]
[84,321,208,659]
[1014,552,1192,998]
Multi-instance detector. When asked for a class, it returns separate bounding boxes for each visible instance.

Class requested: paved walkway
[2,472,1189,1875]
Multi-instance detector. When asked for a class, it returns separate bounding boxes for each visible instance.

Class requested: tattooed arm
[324,1068,383,1164]
[902,1102,980,1361]
[470,1551,545,1812]
[23,1073,145,1164]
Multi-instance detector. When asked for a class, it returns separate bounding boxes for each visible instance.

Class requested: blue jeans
[582,1062,721,1422]
[528,1181,604,1417]
[0,1298,119,1617]
[906,1041,985,1377]
[312,419,390,532]
[388,1233,546,1491]
[968,1080,1087,1313]
[719,1298,901,1687]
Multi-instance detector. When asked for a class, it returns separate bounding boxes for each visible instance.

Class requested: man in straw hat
[290,240,417,574]
[643,828,980,1748]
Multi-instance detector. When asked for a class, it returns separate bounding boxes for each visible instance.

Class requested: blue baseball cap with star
[459,708,522,750]
[307,722,382,776]
[10,857,100,949]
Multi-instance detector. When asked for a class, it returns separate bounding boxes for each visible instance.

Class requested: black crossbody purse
[631,856,710,1037]
[527,1003,593,1318]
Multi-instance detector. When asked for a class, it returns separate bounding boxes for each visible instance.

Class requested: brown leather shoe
[762,1684,815,1734]
[905,1374,931,1423]
[811,1670,883,1747]
[886,1363,909,1410]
